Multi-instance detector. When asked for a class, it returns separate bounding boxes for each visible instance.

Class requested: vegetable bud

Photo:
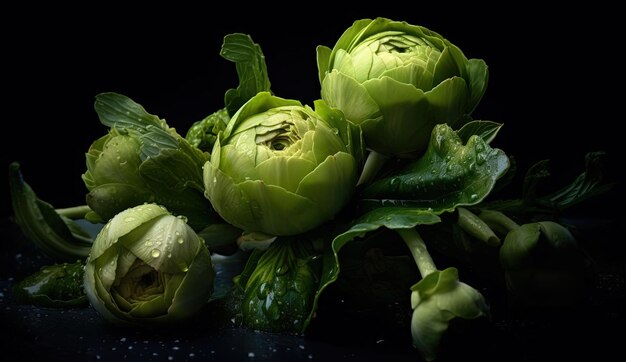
[499,221,593,307]
[84,203,214,324]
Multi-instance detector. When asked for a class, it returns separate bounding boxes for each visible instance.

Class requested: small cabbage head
[84,203,214,324]
[410,267,488,361]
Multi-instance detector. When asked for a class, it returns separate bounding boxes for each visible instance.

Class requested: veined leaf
[304,207,440,330]
[221,33,271,116]
[361,124,509,213]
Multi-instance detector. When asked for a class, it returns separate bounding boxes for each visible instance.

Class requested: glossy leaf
[237,237,322,333]
[13,260,87,307]
[362,124,508,213]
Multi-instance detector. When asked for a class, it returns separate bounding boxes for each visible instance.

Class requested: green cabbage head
[203,92,363,236]
[84,203,214,324]
[317,17,488,156]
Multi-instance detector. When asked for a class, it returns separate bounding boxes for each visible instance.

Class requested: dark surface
[2,214,625,362]
[2,6,624,362]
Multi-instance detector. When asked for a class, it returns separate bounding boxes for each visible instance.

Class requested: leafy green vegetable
[13,260,87,307]
[185,33,271,151]
[485,152,614,218]
[317,17,488,156]
[83,92,218,230]
[9,162,93,261]
[221,33,272,116]
[84,203,215,324]
[361,124,509,212]
[235,237,322,333]
[203,92,363,236]
[185,108,230,153]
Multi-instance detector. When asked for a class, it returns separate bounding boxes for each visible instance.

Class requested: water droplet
[275,265,288,275]
[385,216,392,221]
[145,240,154,247]
[213,176,217,184]
[151,249,161,258]
[175,231,181,236]
[390,177,399,185]
[470,194,478,201]
[167,253,172,258]
[182,267,189,272]
[177,238,185,245]
[248,352,255,358]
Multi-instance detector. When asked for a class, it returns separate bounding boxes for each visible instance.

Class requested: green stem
[457,208,500,246]
[396,228,437,277]
[478,210,520,234]
[56,205,92,219]
[357,150,389,186]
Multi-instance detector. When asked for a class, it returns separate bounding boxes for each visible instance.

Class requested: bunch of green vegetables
[8,18,612,360]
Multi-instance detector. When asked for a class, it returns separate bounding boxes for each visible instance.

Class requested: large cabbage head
[317,17,488,156]
[203,92,363,236]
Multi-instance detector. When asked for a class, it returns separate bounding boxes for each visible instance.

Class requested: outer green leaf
[238,237,322,333]
[221,33,271,116]
[321,70,381,124]
[362,124,509,213]
[304,207,440,330]
[197,223,242,250]
[13,261,87,307]
[483,152,614,218]
[466,58,489,113]
[185,108,230,153]
[456,120,503,144]
[86,183,154,222]
[9,162,93,261]
[316,45,332,84]
[94,92,170,134]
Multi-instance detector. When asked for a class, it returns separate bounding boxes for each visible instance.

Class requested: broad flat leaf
[362,124,509,213]
[304,207,440,330]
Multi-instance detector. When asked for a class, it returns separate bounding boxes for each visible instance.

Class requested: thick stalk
[457,208,500,246]
[357,150,389,186]
[56,205,92,219]
[396,227,437,277]
[478,209,520,234]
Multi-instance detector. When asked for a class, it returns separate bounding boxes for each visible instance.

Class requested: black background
[1,5,624,361]
[1,6,620,218]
